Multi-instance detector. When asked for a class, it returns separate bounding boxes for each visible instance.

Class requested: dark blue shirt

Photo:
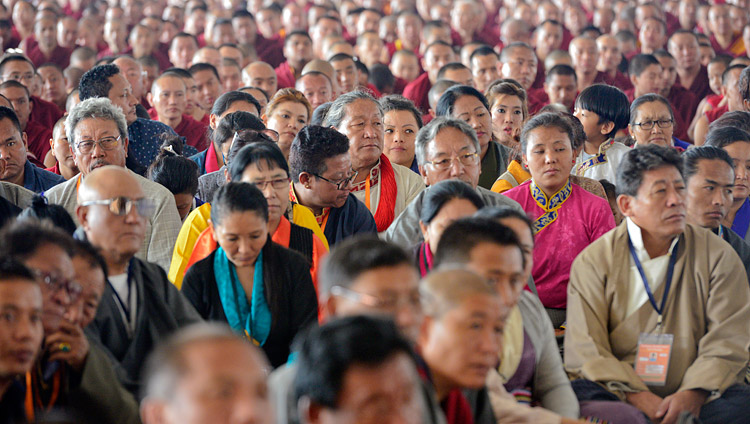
[127,118,198,167]
[23,160,64,193]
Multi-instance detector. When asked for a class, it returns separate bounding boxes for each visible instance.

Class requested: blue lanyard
[627,237,679,328]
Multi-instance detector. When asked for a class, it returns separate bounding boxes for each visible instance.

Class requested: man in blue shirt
[0,106,63,192]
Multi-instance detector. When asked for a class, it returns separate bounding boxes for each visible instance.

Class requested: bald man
[301,59,340,95]
[77,165,201,397]
[148,73,209,151]
[45,97,181,271]
[596,35,633,91]
[26,15,72,69]
[242,61,279,98]
[113,56,148,114]
[569,36,608,92]
[403,41,456,113]
[296,71,334,111]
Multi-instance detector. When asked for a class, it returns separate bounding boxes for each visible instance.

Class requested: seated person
[295,315,423,424]
[705,126,750,239]
[140,323,274,424]
[416,180,485,277]
[181,182,318,367]
[77,166,202,396]
[289,125,377,245]
[324,90,425,233]
[381,94,424,174]
[573,84,631,183]
[486,80,528,154]
[693,64,746,145]
[147,136,201,222]
[148,72,210,152]
[684,146,750,280]
[503,113,614,323]
[263,88,311,159]
[44,118,79,180]
[565,144,750,424]
[0,80,54,166]
[629,94,690,150]
[435,85,512,189]
[543,64,578,113]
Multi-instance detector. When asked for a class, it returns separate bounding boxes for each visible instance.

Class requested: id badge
[634,332,674,386]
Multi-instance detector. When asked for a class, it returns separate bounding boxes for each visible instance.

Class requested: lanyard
[628,237,679,329]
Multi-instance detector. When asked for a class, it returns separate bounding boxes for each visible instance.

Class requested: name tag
[634,332,674,386]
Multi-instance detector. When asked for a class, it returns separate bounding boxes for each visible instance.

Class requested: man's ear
[75,205,88,230]
[418,165,429,185]
[616,193,632,218]
[418,315,434,349]
[419,220,429,244]
[298,172,312,187]
[21,131,28,148]
[600,121,615,137]
[630,73,638,87]
[744,98,750,112]
[147,92,154,107]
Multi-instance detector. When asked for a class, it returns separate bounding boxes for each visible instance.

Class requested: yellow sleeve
[168,203,213,289]
[491,178,514,194]
[291,204,329,250]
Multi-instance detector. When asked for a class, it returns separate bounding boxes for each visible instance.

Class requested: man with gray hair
[140,323,273,424]
[324,90,424,233]
[44,97,182,271]
[384,116,522,246]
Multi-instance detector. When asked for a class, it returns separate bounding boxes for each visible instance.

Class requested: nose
[666,184,685,207]
[394,303,417,337]
[479,327,501,355]
[544,150,557,163]
[51,287,72,309]
[495,281,516,309]
[230,394,268,424]
[449,158,465,177]
[13,314,36,341]
[737,166,748,181]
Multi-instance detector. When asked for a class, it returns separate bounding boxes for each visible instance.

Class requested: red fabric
[706,94,723,108]
[275,61,297,89]
[676,65,712,104]
[199,113,210,126]
[30,96,63,130]
[527,88,548,115]
[532,61,545,89]
[174,114,210,151]
[667,84,699,127]
[196,33,206,48]
[441,389,475,424]
[402,72,431,115]
[393,77,409,95]
[602,71,633,92]
[147,108,159,120]
[706,104,728,123]
[205,142,221,174]
[665,12,681,36]
[24,39,71,69]
[372,154,398,232]
[257,35,286,68]
[709,33,745,57]
[365,83,382,98]
[25,120,52,164]
[62,3,83,19]
[44,163,60,175]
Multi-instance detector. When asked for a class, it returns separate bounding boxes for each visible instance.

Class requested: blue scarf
[731,197,750,240]
[214,247,271,346]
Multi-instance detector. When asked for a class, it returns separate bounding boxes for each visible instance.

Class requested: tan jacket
[564,223,750,399]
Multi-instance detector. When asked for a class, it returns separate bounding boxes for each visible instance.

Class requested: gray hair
[415,116,480,165]
[65,97,128,151]
[322,89,383,129]
[141,323,267,401]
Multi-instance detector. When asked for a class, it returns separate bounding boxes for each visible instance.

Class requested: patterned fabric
[126,118,180,167]
[530,179,572,234]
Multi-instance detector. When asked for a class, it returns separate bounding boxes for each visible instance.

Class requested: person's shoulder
[133,170,176,200]
[31,164,65,182]
[392,162,425,185]
[576,221,624,259]
[184,250,216,280]
[493,180,528,202]
[43,174,77,198]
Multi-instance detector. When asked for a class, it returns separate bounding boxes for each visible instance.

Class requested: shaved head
[77,165,143,204]
[242,61,278,96]
[420,268,499,318]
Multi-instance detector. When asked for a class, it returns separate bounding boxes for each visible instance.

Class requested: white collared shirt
[624,218,680,317]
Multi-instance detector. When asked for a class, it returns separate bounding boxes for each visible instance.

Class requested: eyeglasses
[632,119,674,130]
[251,177,291,190]
[76,135,122,154]
[313,170,358,190]
[79,196,156,218]
[424,152,479,170]
[30,269,83,303]
[331,286,422,312]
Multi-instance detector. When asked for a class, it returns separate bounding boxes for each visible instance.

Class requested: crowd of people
[2,0,750,422]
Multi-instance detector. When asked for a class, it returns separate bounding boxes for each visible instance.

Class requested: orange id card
[634,332,674,386]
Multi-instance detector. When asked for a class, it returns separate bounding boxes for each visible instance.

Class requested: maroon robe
[667,84,699,127]
[532,60,545,89]
[676,65,711,104]
[25,41,72,69]
[257,34,286,69]
[402,72,431,115]
[275,61,297,89]
[30,96,63,129]
[24,120,52,164]
[709,33,745,57]
[174,114,209,151]
[527,88,549,115]
[393,77,409,95]
[601,70,633,92]
[706,104,728,124]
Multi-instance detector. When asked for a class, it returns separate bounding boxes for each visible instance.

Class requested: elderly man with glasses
[44,97,182,271]
[74,164,202,398]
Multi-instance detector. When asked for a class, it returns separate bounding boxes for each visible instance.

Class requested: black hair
[420,180,484,225]
[547,64,577,80]
[147,136,200,197]
[574,84,630,138]
[709,111,750,134]
[652,49,673,60]
[18,195,77,235]
[519,112,574,153]
[369,64,395,94]
[436,62,470,81]
[213,111,266,149]
[424,40,453,57]
[284,30,312,45]
[435,85,489,117]
[433,217,525,269]
[469,46,498,62]
[599,179,616,200]
[379,94,423,128]
[628,54,661,77]
[580,25,602,37]
[78,64,119,100]
[616,144,685,196]
[0,105,21,134]
[353,58,368,76]
[704,126,750,150]
[474,205,534,242]
[294,315,415,407]
[211,90,261,117]
[740,66,750,103]
[229,142,289,182]
[311,102,332,126]
[683,146,735,181]
[328,53,354,64]
[0,54,35,76]
[319,235,411,294]
[629,94,674,126]
[722,64,746,86]
[241,86,269,102]
[72,239,109,279]
[0,80,29,98]
[225,129,276,165]
[0,256,36,283]
[0,218,75,260]
[710,54,734,68]
[231,10,254,20]
[289,125,350,182]
[163,67,192,79]
[170,32,199,49]
[188,63,220,82]
[211,181,268,225]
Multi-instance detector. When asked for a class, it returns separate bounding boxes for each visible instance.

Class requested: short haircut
[436,62,469,80]
[289,125,350,182]
[369,64,395,93]
[0,79,29,98]
[574,84,630,138]
[499,42,534,63]
[170,32,199,50]
[0,218,75,260]
[616,144,685,197]
[469,46,499,62]
[520,112,574,153]
[147,136,200,196]
[668,29,699,45]
[311,102,332,125]
[709,111,750,134]
[213,111,265,148]
[294,315,415,407]
[704,126,750,150]
[630,93,674,126]
[328,53,354,64]
[415,116,480,165]
[379,94,423,128]
[683,146,735,182]
[740,66,750,103]
[652,49,674,60]
[547,64,577,81]
[211,181,268,226]
[423,40,454,58]
[78,64,120,100]
[188,63,220,82]
[435,85,489,117]
[71,238,109,279]
[474,205,534,242]
[229,142,289,182]
[433,217,525,269]
[319,236,411,295]
[722,64,746,86]
[219,57,241,72]
[322,90,381,129]
[284,30,312,45]
[211,90,261,117]
[0,54,35,76]
[420,180,484,224]
[0,105,21,134]
[142,323,258,401]
[0,256,36,283]
[38,62,63,76]
[65,97,128,150]
[628,53,661,77]
[18,194,77,234]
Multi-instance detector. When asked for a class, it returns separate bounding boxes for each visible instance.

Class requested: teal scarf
[214,247,271,346]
